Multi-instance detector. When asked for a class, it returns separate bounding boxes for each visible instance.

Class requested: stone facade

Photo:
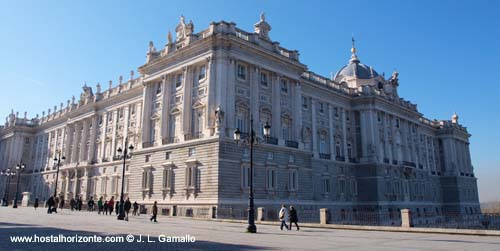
[0,15,479,224]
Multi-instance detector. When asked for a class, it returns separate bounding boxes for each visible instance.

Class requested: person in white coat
[279,204,290,230]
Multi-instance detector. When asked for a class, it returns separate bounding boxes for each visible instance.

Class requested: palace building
[0,15,480,224]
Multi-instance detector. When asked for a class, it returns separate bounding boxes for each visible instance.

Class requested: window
[335,140,341,157]
[185,166,196,188]
[347,143,352,158]
[175,74,183,88]
[142,170,150,190]
[241,165,250,189]
[188,147,196,157]
[156,82,162,95]
[260,72,268,87]
[108,112,113,122]
[130,104,136,115]
[198,65,206,80]
[163,168,172,190]
[100,178,107,194]
[301,96,308,109]
[119,108,124,119]
[318,102,324,113]
[396,119,400,128]
[334,107,339,118]
[319,134,327,154]
[346,111,350,121]
[237,64,246,80]
[289,169,298,191]
[339,179,346,194]
[165,152,171,160]
[267,152,274,160]
[267,168,276,190]
[145,155,150,163]
[323,178,331,193]
[280,79,288,93]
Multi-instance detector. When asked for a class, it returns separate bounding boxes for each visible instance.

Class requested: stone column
[88,115,98,162]
[66,124,74,163]
[320,208,329,225]
[225,58,235,136]
[111,110,118,158]
[205,56,215,132]
[81,167,90,201]
[311,99,318,158]
[160,75,171,142]
[401,209,412,228]
[257,207,266,222]
[123,106,130,147]
[181,66,193,141]
[328,104,335,160]
[250,66,260,134]
[342,109,348,162]
[293,82,302,141]
[135,102,142,149]
[46,131,53,168]
[271,74,281,138]
[141,84,152,145]
[99,113,108,161]
[80,119,89,162]
[71,122,81,163]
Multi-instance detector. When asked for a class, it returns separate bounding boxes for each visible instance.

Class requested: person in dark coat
[77,197,83,211]
[53,196,60,213]
[150,201,158,223]
[108,197,114,215]
[47,196,55,214]
[70,198,76,211]
[103,200,109,215]
[58,196,65,210]
[124,198,132,221]
[115,200,120,215]
[87,197,94,211]
[289,206,300,230]
[34,198,39,210]
[132,201,139,216]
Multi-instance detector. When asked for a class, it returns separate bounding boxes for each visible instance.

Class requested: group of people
[279,204,300,231]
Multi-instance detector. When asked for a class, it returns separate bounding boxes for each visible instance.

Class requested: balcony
[142,141,154,148]
[285,140,298,148]
[265,137,278,145]
[402,161,416,168]
[335,156,345,162]
[112,156,122,161]
[383,158,390,164]
[162,137,179,145]
[349,158,359,163]
[319,153,331,160]
[184,132,203,141]
[101,157,110,163]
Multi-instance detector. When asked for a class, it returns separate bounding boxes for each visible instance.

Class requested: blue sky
[0,0,499,202]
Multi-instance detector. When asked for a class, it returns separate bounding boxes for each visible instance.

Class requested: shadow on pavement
[0,222,271,251]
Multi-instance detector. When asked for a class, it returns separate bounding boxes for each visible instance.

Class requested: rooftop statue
[175,15,194,41]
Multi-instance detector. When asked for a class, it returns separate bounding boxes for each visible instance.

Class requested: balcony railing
[319,153,331,160]
[112,156,122,161]
[184,132,203,141]
[162,137,179,145]
[349,158,359,163]
[285,140,298,148]
[101,157,110,163]
[335,156,345,161]
[402,161,416,168]
[265,137,278,145]
[383,158,390,164]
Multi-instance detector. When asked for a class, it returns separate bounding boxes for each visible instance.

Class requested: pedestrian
[132,201,138,216]
[47,196,54,214]
[279,204,289,230]
[88,196,94,211]
[289,206,300,230]
[103,200,109,215]
[108,196,115,215]
[115,200,120,215]
[77,197,83,211]
[34,198,39,210]
[97,197,103,214]
[70,198,76,211]
[58,196,65,210]
[53,196,60,213]
[124,198,132,221]
[150,201,158,223]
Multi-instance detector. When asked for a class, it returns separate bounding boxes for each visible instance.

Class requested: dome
[333,56,379,81]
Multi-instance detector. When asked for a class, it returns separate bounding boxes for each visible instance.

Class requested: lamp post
[12,163,26,208]
[116,137,134,221]
[53,150,66,199]
[1,169,14,206]
[234,116,271,233]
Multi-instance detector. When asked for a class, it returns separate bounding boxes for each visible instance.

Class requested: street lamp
[53,150,66,199]
[12,163,26,208]
[1,169,14,206]
[233,115,271,233]
[116,137,134,221]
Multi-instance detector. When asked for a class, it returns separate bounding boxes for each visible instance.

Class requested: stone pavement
[0,207,499,251]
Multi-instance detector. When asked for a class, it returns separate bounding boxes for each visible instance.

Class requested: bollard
[257,207,265,222]
[320,208,329,225]
[401,209,412,228]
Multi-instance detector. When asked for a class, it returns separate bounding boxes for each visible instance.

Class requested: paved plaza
[0,207,499,251]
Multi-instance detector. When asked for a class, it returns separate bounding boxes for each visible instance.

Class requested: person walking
[289,206,300,230]
[87,196,94,211]
[70,198,76,211]
[150,201,158,223]
[115,200,119,215]
[97,197,103,214]
[34,198,39,210]
[77,197,83,211]
[132,201,139,216]
[53,196,60,213]
[58,196,65,211]
[103,200,109,215]
[108,197,114,216]
[124,198,132,221]
[46,196,54,214]
[279,204,289,230]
